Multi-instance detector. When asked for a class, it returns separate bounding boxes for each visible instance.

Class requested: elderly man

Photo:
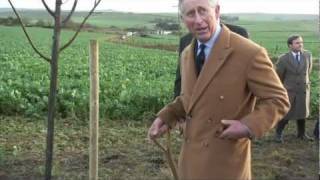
[148,0,290,179]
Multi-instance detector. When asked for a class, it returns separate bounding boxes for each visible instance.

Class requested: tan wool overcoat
[157,25,290,180]
[276,51,312,120]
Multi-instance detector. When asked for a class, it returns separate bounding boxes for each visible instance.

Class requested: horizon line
[0,8,317,15]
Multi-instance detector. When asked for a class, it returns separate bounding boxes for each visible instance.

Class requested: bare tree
[7,0,102,179]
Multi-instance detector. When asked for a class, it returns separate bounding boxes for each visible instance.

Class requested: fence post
[89,39,99,180]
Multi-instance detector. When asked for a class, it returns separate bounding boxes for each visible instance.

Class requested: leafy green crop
[0,23,318,121]
[0,26,177,120]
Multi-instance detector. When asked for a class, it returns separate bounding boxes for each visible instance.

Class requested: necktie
[196,44,206,75]
[295,54,300,64]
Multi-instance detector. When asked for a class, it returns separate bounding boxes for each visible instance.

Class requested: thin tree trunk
[45,0,62,179]
[8,0,102,179]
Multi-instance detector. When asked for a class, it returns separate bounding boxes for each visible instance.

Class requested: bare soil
[0,116,318,179]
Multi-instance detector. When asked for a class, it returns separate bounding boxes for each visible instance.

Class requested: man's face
[289,37,303,52]
[181,0,220,43]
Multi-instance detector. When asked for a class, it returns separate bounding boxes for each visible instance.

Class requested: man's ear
[215,5,220,20]
[180,14,187,25]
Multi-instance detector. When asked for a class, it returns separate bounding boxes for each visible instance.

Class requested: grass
[0,116,318,179]
[72,12,177,29]
[238,20,319,57]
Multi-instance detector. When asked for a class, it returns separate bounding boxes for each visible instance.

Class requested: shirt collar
[291,51,301,56]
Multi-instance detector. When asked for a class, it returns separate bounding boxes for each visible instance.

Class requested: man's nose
[194,12,204,24]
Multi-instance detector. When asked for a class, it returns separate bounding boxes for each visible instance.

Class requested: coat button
[219,95,224,100]
[202,141,209,147]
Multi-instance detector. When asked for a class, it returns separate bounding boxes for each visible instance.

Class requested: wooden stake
[89,40,99,180]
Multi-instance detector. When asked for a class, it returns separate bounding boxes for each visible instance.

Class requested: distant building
[155,30,172,35]
[126,32,133,36]
[120,35,126,40]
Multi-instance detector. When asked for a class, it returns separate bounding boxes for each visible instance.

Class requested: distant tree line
[220,15,239,22]
[0,16,95,30]
[150,16,239,31]
[151,18,181,31]
[0,16,24,26]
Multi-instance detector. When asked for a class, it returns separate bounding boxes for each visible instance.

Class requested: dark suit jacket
[174,23,249,98]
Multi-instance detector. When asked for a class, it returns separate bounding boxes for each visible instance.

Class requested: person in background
[148,0,290,179]
[275,35,313,143]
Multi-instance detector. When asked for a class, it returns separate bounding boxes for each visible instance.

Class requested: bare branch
[8,0,51,62]
[62,0,78,26]
[42,0,55,17]
[60,0,101,52]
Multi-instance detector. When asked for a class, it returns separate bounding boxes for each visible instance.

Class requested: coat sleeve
[308,52,313,75]
[275,56,286,82]
[240,48,290,138]
[157,96,186,129]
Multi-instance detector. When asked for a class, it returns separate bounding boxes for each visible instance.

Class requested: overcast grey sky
[0,0,318,14]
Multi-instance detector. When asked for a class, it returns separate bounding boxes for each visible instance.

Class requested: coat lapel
[177,38,197,110]
[183,39,198,90]
[187,25,233,113]
[287,53,299,71]
[297,52,307,73]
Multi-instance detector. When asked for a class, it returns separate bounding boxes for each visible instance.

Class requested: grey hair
[179,0,219,13]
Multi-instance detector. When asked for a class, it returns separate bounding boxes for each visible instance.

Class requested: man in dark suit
[174,23,249,97]
[275,35,313,142]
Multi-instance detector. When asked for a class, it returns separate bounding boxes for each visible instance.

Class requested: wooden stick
[152,131,179,180]
[89,40,99,180]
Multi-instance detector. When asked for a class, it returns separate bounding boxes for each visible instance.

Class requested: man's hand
[219,120,251,140]
[148,117,169,140]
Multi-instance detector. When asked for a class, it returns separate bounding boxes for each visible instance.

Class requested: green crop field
[0,11,318,179]
[238,20,319,57]
[0,25,177,120]
[1,23,317,120]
